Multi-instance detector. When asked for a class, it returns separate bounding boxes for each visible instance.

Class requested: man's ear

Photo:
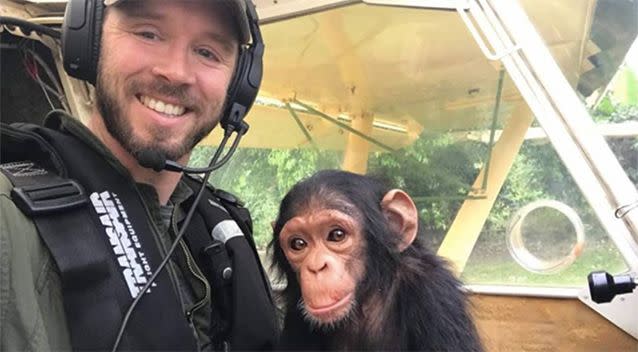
[381,189,418,252]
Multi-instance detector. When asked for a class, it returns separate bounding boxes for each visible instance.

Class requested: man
[0,0,277,351]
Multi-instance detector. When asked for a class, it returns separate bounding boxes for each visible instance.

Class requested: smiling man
[93,0,240,202]
[0,0,277,351]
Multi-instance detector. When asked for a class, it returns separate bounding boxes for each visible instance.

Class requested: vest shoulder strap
[1,123,86,215]
[182,174,278,350]
[0,122,123,350]
[0,122,198,351]
[184,174,253,234]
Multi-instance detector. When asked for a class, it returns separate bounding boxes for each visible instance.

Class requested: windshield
[189,1,637,289]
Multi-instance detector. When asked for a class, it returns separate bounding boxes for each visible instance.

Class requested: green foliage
[622,68,638,105]
[594,95,616,119]
[189,146,341,248]
[592,98,638,184]
[368,134,486,247]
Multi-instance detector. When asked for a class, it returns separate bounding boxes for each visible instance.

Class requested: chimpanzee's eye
[290,237,307,251]
[327,229,346,242]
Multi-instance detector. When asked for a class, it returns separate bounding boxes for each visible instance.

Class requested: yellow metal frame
[437,102,534,274]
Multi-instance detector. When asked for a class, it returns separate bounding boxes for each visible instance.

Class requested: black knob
[588,271,636,304]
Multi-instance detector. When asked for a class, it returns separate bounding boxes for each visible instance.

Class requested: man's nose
[151,46,196,85]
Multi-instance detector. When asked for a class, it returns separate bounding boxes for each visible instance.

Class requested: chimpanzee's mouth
[305,292,354,322]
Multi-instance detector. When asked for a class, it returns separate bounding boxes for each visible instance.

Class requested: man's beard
[95,65,224,163]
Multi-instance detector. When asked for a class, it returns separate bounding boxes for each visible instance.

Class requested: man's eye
[327,229,346,242]
[289,238,307,251]
[196,48,219,61]
[136,31,158,40]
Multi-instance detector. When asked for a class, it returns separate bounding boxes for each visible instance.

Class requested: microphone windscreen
[137,150,166,172]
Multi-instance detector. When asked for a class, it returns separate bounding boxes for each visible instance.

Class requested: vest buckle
[215,189,244,207]
[12,179,88,216]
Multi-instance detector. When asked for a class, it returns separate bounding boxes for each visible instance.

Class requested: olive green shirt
[0,114,213,351]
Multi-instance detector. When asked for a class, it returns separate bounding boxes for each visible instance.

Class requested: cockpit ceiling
[205,0,604,149]
[6,0,636,150]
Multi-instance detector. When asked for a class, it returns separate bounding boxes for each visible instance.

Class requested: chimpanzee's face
[279,208,366,326]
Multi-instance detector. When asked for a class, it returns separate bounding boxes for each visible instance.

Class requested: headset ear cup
[222,47,249,127]
[89,0,105,85]
[62,0,105,84]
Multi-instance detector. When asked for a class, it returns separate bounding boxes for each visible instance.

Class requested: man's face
[95,0,239,162]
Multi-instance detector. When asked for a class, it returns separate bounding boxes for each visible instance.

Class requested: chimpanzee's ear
[381,189,418,252]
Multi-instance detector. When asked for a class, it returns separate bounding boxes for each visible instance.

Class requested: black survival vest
[0,115,278,351]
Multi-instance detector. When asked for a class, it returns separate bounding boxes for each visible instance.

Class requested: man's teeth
[140,95,186,116]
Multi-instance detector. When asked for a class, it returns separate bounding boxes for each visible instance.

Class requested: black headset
[61,0,264,131]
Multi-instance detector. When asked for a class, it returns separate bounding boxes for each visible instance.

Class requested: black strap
[181,176,278,350]
[0,162,121,351]
[183,209,233,348]
[1,120,197,351]
[218,196,275,304]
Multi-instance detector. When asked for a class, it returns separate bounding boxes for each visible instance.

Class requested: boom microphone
[137,150,167,171]
[138,150,215,173]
